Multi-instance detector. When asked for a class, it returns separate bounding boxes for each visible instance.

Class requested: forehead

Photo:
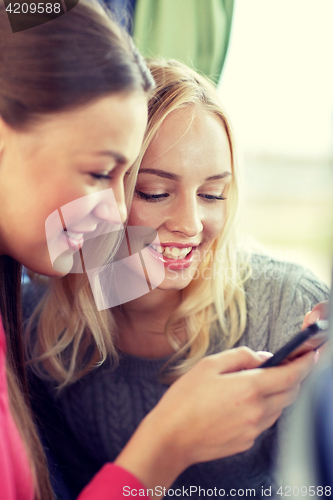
[143,105,232,170]
[14,92,148,164]
[0,95,148,212]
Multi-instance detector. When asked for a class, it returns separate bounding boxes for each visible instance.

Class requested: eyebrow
[95,151,128,164]
[138,168,232,181]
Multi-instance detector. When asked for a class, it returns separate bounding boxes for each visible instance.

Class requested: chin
[156,277,192,291]
[51,252,76,276]
[160,266,198,289]
[25,252,75,278]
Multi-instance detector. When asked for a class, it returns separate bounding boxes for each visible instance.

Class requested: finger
[311,300,329,319]
[255,386,301,434]
[302,310,313,330]
[317,343,328,357]
[259,410,284,433]
[302,301,330,329]
[256,351,273,362]
[257,350,315,395]
[276,350,315,386]
[265,384,301,411]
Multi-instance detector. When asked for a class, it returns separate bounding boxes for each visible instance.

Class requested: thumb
[302,301,329,330]
[210,347,271,374]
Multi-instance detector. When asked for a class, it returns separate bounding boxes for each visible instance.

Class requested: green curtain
[133,0,234,84]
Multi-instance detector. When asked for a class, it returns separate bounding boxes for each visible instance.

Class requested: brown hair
[0,0,154,498]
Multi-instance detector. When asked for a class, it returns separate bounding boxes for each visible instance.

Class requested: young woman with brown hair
[0,0,155,498]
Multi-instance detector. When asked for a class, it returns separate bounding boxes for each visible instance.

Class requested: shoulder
[236,253,330,352]
[243,253,329,309]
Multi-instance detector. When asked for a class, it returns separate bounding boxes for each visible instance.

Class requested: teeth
[150,245,192,259]
[171,247,181,257]
[150,245,163,254]
[66,231,83,240]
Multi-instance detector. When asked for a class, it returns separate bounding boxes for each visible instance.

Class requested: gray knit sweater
[23,255,330,500]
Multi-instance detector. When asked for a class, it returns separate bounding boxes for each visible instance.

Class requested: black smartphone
[260,319,329,368]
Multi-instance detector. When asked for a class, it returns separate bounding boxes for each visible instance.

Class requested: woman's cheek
[204,210,226,240]
[128,201,160,227]
[128,203,148,226]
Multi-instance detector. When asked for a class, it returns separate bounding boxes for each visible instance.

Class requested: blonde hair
[27,59,250,387]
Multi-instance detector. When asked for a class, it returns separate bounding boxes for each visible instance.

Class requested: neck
[114,288,184,358]
[124,287,181,314]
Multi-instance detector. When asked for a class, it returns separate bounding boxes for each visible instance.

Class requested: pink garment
[0,316,149,500]
[0,317,34,500]
[78,463,150,499]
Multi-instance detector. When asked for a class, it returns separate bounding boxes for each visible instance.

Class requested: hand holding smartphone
[260,320,329,368]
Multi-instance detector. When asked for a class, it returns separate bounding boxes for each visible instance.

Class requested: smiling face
[128,105,232,290]
[0,92,148,276]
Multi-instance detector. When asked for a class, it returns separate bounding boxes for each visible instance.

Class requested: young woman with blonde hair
[24,60,328,499]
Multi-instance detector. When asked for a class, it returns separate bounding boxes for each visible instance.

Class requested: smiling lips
[148,243,199,270]
[65,229,199,270]
[65,230,85,250]
[64,223,101,251]
[151,244,192,259]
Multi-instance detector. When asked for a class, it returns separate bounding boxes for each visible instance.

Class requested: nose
[166,194,203,237]
[93,186,127,225]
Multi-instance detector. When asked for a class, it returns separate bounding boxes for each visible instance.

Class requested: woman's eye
[199,194,227,202]
[90,173,113,181]
[136,190,169,202]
